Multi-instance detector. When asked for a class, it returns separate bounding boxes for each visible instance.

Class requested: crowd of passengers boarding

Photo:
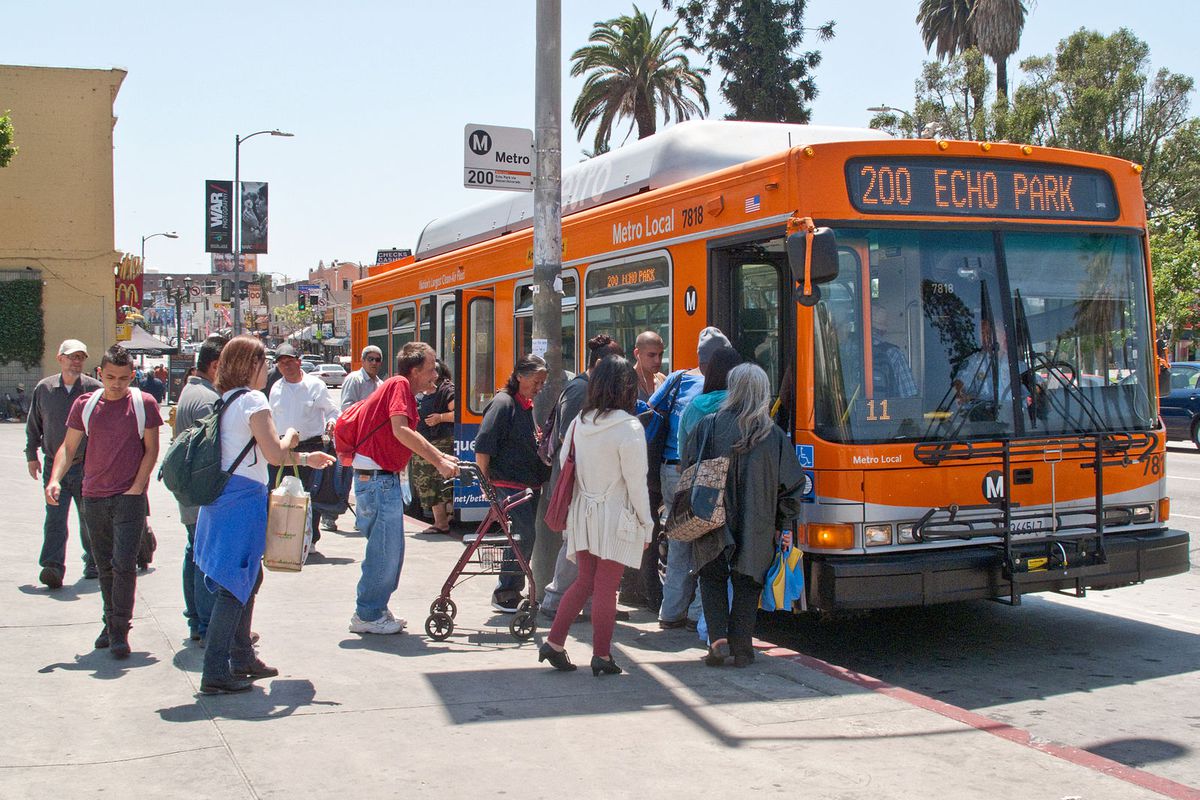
[25,325,804,693]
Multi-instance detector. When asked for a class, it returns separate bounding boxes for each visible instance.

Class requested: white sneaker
[383,610,408,629]
[349,613,404,634]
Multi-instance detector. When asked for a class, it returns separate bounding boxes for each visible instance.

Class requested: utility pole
[533,0,564,410]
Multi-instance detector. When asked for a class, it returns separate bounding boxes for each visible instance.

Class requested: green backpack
[159,389,255,507]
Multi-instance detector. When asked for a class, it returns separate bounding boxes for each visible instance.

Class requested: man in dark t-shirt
[47,344,162,659]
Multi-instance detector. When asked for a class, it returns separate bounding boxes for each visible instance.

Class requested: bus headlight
[865,524,892,546]
[1132,504,1154,523]
[897,523,917,544]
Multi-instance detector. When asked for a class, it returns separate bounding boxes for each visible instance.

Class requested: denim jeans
[83,493,147,633]
[183,523,215,637]
[203,569,262,683]
[40,458,94,575]
[354,473,407,622]
[494,485,539,602]
[658,462,701,623]
[530,482,560,605]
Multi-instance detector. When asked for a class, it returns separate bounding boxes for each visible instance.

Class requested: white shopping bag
[264,472,312,572]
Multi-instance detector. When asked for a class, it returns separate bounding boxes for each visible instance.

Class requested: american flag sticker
[745,195,761,213]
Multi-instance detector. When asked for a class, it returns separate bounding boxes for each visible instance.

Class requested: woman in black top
[413,360,456,533]
[475,354,550,613]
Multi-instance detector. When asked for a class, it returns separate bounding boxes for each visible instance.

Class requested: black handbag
[644,373,683,495]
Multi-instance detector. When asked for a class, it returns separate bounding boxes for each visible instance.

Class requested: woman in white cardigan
[539,356,653,676]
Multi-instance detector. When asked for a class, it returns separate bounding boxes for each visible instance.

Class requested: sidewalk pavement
[1,425,1192,800]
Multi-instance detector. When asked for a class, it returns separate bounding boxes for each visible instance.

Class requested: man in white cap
[340,344,385,411]
[269,342,339,542]
[26,339,103,588]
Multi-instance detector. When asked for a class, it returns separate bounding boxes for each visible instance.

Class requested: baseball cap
[58,339,88,357]
[275,343,299,360]
[696,326,732,366]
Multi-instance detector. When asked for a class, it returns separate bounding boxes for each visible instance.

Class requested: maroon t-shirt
[66,390,163,498]
[354,375,418,472]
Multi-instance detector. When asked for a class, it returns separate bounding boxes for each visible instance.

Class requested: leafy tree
[1150,213,1200,342]
[571,6,709,153]
[871,48,994,140]
[1008,28,1195,219]
[273,302,316,340]
[0,111,16,167]
[663,0,834,122]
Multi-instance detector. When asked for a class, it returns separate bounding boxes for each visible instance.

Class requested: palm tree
[570,6,709,154]
[916,0,976,60]
[917,0,1029,102]
[970,0,1029,101]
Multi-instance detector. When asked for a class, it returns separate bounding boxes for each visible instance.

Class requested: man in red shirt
[348,342,459,635]
[47,344,162,659]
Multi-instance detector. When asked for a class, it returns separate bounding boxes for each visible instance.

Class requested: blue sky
[5,1,1197,279]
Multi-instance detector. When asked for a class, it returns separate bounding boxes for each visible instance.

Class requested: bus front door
[709,240,794,432]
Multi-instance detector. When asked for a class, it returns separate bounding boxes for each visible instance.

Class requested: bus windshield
[813,228,1155,444]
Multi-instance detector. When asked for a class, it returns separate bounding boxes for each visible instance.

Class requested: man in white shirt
[340,345,385,411]
[268,343,338,543]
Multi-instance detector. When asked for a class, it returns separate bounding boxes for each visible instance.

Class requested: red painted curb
[757,644,1200,800]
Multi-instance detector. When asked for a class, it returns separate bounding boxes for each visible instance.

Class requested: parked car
[301,354,321,364]
[1159,361,1200,448]
[313,363,347,388]
[300,361,317,374]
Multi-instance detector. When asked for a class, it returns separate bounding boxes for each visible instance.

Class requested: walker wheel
[425,612,454,641]
[510,610,537,641]
[517,599,535,615]
[429,597,458,620]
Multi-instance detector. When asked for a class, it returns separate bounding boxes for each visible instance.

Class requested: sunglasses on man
[364,356,382,363]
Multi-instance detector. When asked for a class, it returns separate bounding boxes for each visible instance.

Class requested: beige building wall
[0,65,126,383]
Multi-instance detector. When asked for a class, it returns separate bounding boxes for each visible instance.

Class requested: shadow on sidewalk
[156,678,341,722]
[38,650,160,679]
[17,580,101,601]
[304,551,356,566]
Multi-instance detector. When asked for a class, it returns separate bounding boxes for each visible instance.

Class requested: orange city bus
[351,120,1190,612]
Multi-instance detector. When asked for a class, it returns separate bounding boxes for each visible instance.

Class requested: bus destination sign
[586,260,668,298]
[845,157,1119,221]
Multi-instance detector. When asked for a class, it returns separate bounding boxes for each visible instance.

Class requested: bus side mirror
[787,227,838,307]
[1158,362,1172,398]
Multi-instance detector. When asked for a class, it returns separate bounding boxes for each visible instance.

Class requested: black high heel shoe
[538,642,577,672]
[591,655,623,676]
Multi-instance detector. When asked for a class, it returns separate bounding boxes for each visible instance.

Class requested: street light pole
[533,0,564,407]
[232,129,293,337]
[140,231,179,269]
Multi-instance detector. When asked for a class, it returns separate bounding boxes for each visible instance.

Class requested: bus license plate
[1011,518,1050,535]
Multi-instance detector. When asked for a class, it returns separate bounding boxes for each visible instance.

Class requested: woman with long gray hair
[680,363,805,668]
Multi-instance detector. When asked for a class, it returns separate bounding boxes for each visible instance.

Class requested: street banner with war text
[241,181,268,254]
[205,180,233,253]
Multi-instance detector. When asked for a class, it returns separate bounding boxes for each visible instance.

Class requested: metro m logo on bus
[982,470,1006,504]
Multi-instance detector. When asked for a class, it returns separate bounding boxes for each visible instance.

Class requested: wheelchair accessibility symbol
[796,445,814,468]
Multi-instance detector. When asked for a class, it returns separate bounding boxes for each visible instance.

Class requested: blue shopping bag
[760,540,804,612]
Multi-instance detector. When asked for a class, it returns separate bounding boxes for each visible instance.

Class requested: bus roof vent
[414,120,889,260]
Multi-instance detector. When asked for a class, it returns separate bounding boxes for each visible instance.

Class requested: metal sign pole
[533,0,564,407]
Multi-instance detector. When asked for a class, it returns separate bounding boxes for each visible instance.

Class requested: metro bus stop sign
[464,124,533,192]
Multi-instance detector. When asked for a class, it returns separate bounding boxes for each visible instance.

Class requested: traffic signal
[221,279,232,302]
[298,293,306,311]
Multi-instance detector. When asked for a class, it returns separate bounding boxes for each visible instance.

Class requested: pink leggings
[547,550,624,658]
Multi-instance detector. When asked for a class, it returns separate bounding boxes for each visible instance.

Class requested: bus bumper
[807,527,1191,611]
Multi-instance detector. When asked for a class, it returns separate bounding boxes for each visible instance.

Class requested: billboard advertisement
[241,181,268,254]
[205,180,233,253]
[114,253,143,325]
[211,253,257,274]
